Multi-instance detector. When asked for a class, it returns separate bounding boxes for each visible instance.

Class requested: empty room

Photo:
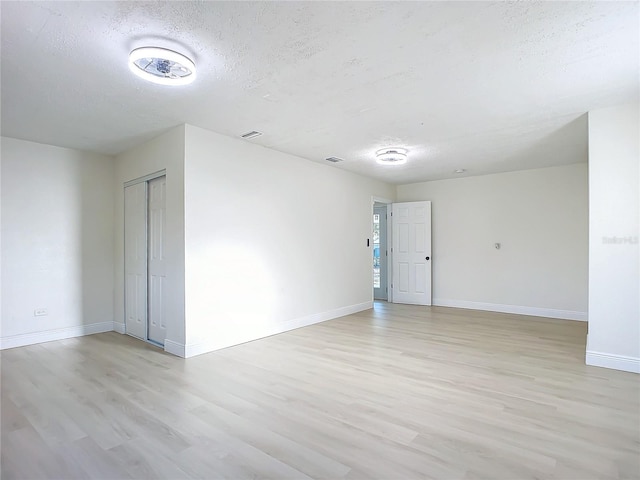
[1,1,638,479]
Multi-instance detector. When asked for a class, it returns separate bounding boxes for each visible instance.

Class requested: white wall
[397,164,589,320]
[183,125,395,357]
[1,137,115,348]
[587,103,639,373]
[113,126,186,351]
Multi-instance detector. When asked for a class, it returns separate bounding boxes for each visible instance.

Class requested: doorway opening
[371,198,433,306]
[373,199,391,301]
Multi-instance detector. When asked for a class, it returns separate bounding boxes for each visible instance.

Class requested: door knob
[426,256,430,260]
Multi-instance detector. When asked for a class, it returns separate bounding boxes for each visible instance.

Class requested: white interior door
[124,182,147,340]
[147,176,167,345]
[391,201,432,305]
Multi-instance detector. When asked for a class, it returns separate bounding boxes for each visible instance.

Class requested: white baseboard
[0,321,115,350]
[113,322,126,334]
[171,301,373,359]
[586,351,640,374]
[433,298,587,322]
[164,339,185,358]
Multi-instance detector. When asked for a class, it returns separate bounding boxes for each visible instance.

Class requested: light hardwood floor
[2,303,639,479]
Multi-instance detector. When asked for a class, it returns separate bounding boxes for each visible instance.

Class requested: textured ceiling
[1,1,638,184]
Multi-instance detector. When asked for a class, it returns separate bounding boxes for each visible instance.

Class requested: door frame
[124,169,166,346]
[371,196,393,302]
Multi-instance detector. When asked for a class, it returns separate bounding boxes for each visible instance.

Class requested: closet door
[147,176,167,345]
[124,182,147,340]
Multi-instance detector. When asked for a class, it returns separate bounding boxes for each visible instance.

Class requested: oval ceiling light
[375,148,408,166]
[128,47,196,86]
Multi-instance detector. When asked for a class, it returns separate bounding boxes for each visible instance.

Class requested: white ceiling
[1,1,638,184]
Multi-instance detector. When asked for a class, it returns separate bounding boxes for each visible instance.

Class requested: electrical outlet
[34,309,48,316]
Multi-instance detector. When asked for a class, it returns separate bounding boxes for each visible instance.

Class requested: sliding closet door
[124,182,147,340]
[147,176,167,345]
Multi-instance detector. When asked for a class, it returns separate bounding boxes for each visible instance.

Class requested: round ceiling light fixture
[128,47,196,86]
[375,148,408,166]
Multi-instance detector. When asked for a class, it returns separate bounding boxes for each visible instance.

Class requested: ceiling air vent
[325,156,343,163]
[240,131,263,139]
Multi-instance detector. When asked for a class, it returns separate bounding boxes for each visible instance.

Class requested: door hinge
[391,283,393,288]
[385,250,388,256]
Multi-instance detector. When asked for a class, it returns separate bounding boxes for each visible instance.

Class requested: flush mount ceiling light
[454,168,467,174]
[375,148,408,166]
[128,47,196,86]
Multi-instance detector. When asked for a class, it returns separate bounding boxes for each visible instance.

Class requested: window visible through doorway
[373,213,381,288]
